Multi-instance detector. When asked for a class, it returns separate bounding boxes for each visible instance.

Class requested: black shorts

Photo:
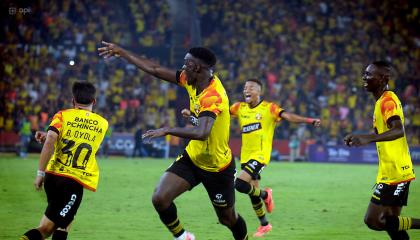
[167,151,236,208]
[241,159,266,180]
[371,182,410,206]
[44,173,84,228]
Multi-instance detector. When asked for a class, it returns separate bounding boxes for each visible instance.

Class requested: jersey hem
[46,171,97,192]
[377,177,415,185]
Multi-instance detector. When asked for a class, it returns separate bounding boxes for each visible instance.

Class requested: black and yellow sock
[386,216,412,231]
[20,229,42,240]
[157,202,185,237]
[386,230,409,240]
[250,196,268,226]
[52,230,68,240]
[229,214,248,240]
[249,185,261,197]
[235,178,265,198]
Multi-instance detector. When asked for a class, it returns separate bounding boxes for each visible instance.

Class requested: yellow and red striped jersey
[46,108,108,191]
[373,91,415,184]
[177,70,232,172]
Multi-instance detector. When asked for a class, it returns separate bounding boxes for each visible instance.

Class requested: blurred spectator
[132,123,148,158]
[288,134,300,162]
[100,124,113,159]
[17,116,31,158]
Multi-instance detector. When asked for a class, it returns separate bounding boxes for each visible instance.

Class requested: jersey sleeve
[48,111,63,135]
[176,70,187,87]
[230,102,241,117]
[199,88,223,117]
[380,95,399,123]
[270,103,284,122]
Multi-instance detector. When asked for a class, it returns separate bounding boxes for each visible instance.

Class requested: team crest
[194,104,200,114]
[86,112,90,116]
[256,113,262,120]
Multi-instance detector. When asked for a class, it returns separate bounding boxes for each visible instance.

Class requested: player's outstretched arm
[98,41,177,84]
[143,115,215,141]
[34,130,58,190]
[344,117,404,147]
[281,112,321,127]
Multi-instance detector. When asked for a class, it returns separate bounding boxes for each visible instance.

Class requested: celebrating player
[98,42,248,240]
[344,61,419,239]
[20,82,108,240]
[230,79,321,237]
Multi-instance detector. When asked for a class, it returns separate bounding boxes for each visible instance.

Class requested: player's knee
[364,215,384,230]
[216,209,237,228]
[37,224,55,238]
[234,178,250,194]
[151,191,170,211]
[217,214,236,228]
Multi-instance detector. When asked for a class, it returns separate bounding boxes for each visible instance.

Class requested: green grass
[1,154,419,240]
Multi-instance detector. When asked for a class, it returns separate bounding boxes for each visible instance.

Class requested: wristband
[306,118,315,124]
[37,170,45,177]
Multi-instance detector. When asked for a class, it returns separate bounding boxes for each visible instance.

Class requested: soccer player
[98,42,248,240]
[344,61,420,239]
[20,82,108,240]
[229,79,321,237]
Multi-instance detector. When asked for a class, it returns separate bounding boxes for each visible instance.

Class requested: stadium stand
[1,0,419,155]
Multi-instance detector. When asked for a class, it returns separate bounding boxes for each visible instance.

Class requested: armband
[306,118,315,124]
[37,170,45,177]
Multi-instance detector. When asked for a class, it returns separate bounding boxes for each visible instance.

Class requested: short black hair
[246,78,263,88]
[188,47,217,67]
[371,61,392,76]
[72,81,96,104]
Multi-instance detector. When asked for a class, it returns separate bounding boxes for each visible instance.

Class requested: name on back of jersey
[242,123,261,133]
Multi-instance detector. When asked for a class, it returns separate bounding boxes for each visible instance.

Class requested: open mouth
[244,94,251,101]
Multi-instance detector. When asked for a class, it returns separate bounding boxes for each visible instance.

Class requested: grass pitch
[1,154,419,240]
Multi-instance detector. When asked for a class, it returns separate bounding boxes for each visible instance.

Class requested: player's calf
[228,214,248,240]
[52,230,68,240]
[20,229,43,240]
[385,216,420,231]
[386,230,409,240]
[234,178,252,194]
[234,178,266,198]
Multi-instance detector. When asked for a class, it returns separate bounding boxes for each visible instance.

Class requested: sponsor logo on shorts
[394,183,405,196]
[60,194,77,217]
[214,193,226,204]
[374,184,383,195]
[248,160,258,170]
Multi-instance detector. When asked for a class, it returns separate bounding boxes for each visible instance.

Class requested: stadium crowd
[197,0,420,145]
[1,0,419,153]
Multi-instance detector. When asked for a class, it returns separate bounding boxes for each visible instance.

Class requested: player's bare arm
[98,41,177,84]
[34,130,58,190]
[281,112,321,127]
[143,115,215,141]
[344,117,404,147]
